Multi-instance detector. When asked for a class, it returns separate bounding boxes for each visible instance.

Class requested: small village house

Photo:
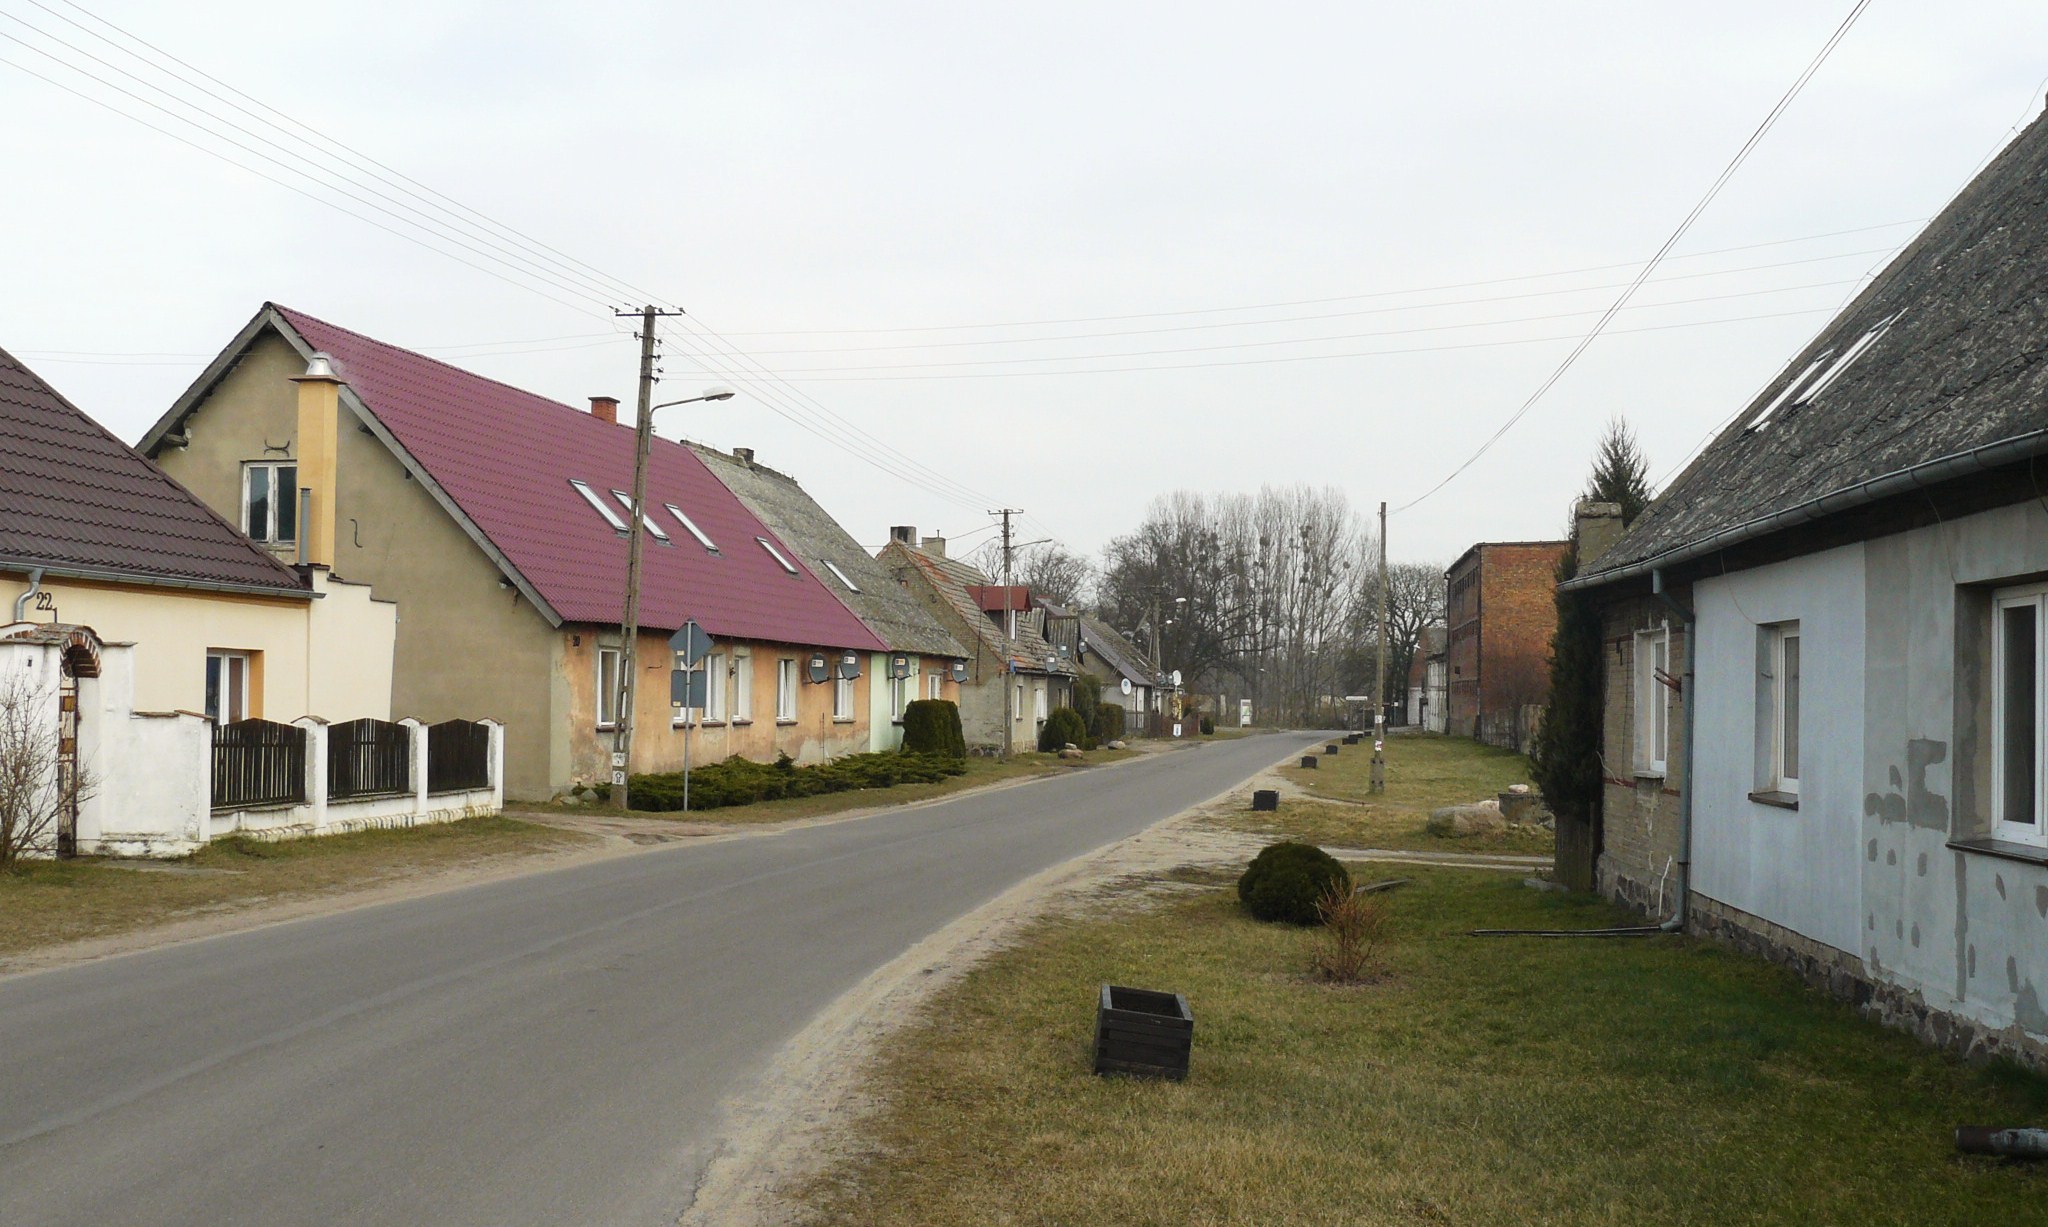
[142,305,886,800]
[1444,539,1566,749]
[1564,108,2048,1066]
[1406,624,1448,733]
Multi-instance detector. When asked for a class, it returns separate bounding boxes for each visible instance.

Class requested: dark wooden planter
[1344,734,1361,745]
[1301,755,1317,769]
[1325,744,1340,755]
[1251,788,1279,811]
[1094,984,1193,1080]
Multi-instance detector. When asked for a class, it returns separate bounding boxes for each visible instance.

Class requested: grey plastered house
[1564,107,2048,1066]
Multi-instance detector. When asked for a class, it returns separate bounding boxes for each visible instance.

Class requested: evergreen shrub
[1200,714,1215,735]
[1038,705,1089,752]
[626,751,966,812]
[1092,704,1126,745]
[901,699,967,757]
[1237,841,1352,926]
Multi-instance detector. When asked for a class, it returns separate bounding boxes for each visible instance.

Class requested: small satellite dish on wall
[838,652,861,681]
[891,653,911,679]
[950,660,968,683]
[1120,678,1133,696]
[1170,670,1183,687]
[807,653,830,684]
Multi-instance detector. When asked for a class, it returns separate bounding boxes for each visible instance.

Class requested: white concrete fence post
[481,719,505,812]
[401,718,428,813]
[294,716,329,836]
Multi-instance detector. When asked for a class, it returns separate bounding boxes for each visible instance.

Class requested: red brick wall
[1444,542,1565,738]
[1444,550,1482,735]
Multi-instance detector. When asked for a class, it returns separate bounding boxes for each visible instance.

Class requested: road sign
[610,751,626,768]
[670,667,708,708]
[609,769,625,786]
[1172,722,1183,738]
[669,620,713,667]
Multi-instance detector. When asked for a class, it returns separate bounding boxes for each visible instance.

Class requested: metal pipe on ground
[1956,1127,2048,1158]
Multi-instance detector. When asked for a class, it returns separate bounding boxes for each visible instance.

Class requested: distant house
[1406,625,1447,732]
[1038,600,1164,734]
[1445,540,1566,749]
[141,304,886,799]
[687,443,967,750]
[1562,108,2048,1066]
[876,528,1076,753]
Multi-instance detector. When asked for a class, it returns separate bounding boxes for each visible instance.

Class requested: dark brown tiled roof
[0,346,307,593]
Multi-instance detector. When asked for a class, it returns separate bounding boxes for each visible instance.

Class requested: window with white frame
[733,649,753,720]
[834,673,855,720]
[241,462,297,544]
[927,672,943,701]
[571,479,628,533]
[889,674,908,720]
[610,490,669,541]
[1633,626,1670,776]
[1015,683,1025,722]
[822,560,861,592]
[758,536,799,575]
[205,649,253,723]
[664,504,718,552]
[1034,685,1048,722]
[1760,622,1801,796]
[1995,585,2047,846]
[596,645,622,728]
[702,651,727,721]
[776,658,798,721]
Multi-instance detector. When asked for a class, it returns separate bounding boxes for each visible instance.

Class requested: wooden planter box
[1324,743,1340,755]
[1300,755,1318,769]
[1094,984,1193,1080]
[1251,788,1279,812]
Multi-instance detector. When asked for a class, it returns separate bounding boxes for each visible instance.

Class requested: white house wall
[1692,543,1866,953]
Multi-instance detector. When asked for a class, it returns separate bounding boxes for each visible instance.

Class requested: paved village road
[0,731,1325,1227]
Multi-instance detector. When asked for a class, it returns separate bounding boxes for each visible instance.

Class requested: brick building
[1444,539,1567,748]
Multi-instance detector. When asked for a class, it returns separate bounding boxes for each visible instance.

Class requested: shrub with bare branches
[0,671,93,866]
[1309,884,1392,984]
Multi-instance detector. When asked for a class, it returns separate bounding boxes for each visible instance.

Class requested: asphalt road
[0,731,1323,1227]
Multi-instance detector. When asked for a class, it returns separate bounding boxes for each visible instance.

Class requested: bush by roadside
[626,751,968,812]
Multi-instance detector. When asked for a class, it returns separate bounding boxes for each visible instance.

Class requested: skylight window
[822,560,862,593]
[1747,313,1903,435]
[610,490,670,541]
[1798,313,1900,405]
[664,504,718,553]
[1746,354,1832,434]
[570,479,627,533]
[758,536,799,574]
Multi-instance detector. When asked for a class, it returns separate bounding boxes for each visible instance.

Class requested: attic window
[822,560,862,593]
[570,479,628,533]
[758,536,799,574]
[1797,313,1901,405]
[1747,313,1902,434]
[609,489,670,541]
[1746,354,1832,434]
[664,504,718,553]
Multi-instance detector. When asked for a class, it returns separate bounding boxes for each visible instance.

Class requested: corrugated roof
[686,443,965,658]
[0,346,307,594]
[1578,108,2048,587]
[1077,615,1158,686]
[879,542,1073,675]
[260,307,885,650]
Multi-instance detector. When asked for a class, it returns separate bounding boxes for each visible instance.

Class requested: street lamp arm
[651,386,736,411]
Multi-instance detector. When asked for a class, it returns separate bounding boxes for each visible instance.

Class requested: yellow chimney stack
[289,352,342,569]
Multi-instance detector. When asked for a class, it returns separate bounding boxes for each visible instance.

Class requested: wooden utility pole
[611,304,682,812]
[989,506,1022,754]
[1372,500,1388,793]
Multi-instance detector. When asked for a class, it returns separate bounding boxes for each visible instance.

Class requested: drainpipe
[12,567,44,621]
[1653,567,1696,933]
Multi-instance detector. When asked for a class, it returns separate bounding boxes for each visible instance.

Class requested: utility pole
[989,507,1022,755]
[611,304,683,812]
[1372,500,1388,793]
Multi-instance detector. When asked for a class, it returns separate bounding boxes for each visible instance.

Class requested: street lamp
[612,384,737,810]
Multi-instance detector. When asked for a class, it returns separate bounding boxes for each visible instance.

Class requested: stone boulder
[1426,798,1506,837]
[1107,740,1128,750]
[1498,789,1554,828]
[1059,747,1084,760]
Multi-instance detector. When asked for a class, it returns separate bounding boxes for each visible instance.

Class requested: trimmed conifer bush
[1038,705,1088,752]
[901,699,967,757]
[1200,714,1215,735]
[626,751,966,812]
[1092,704,1125,746]
[1237,841,1352,926]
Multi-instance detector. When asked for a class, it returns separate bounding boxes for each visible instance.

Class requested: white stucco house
[1564,106,2048,1067]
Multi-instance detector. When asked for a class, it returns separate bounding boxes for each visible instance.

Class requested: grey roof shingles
[1577,107,2048,587]
[687,444,966,659]
[879,541,1073,675]
[0,346,307,594]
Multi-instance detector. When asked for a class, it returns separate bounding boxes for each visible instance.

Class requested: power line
[1391,0,1876,515]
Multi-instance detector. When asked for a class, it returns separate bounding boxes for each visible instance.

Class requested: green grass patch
[797,867,2048,1226]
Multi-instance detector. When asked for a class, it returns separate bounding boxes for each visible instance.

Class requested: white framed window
[1034,686,1048,722]
[834,674,855,720]
[1633,626,1670,776]
[596,645,622,729]
[1994,585,2047,846]
[776,658,798,721]
[822,560,861,592]
[1014,683,1025,723]
[571,479,628,533]
[610,490,669,541]
[241,462,297,544]
[205,649,253,723]
[702,651,727,721]
[888,674,909,720]
[733,649,753,721]
[1761,622,1801,796]
[758,536,799,575]
[927,672,943,701]
[664,504,718,553]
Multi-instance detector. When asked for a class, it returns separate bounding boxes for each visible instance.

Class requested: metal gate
[55,673,78,858]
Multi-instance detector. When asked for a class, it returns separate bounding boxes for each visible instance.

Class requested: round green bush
[901,699,967,757]
[1038,705,1089,752]
[1237,841,1351,925]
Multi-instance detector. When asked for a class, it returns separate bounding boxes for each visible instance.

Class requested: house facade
[1445,539,1567,749]
[1406,625,1448,733]
[142,305,886,800]
[686,442,967,751]
[876,529,1076,753]
[1566,108,2048,1066]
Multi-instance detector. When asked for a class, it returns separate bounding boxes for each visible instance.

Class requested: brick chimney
[589,396,618,425]
[1574,500,1625,566]
[890,525,917,546]
[734,447,754,467]
[922,534,946,558]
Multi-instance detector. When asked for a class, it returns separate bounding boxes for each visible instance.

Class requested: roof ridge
[270,302,593,420]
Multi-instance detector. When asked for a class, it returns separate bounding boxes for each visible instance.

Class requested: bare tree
[0,671,93,866]
[965,539,1096,609]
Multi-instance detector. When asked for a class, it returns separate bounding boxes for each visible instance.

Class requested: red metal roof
[966,584,1031,614]
[271,306,885,651]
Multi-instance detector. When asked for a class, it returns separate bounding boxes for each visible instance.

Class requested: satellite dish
[807,653,830,685]
[891,653,911,679]
[838,652,861,681]
[1170,670,1182,687]
[1120,678,1133,696]
[950,659,968,684]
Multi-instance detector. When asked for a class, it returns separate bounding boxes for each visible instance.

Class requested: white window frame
[821,560,861,592]
[610,490,669,541]
[1993,584,2048,847]
[571,479,628,533]
[834,673,855,721]
[733,649,753,721]
[758,536,799,575]
[776,658,798,722]
[240,462,297,544]
[1762,622,1801,796]
[664,504,718,553]
[1034,685,1048,722]
[596,645,622,729]
[205,649,253,724]
[701,651,727,722]
[1014,683,1025,723]
[927,672,943,701]
[888,674,908,720]
[1632,625,1670,777]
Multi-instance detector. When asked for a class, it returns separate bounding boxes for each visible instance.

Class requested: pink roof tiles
[270,306,885,652]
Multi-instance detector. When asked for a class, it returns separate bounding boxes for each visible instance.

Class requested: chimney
[1574,499,1625,566]
[890,525,917,546]
[734,447,754,467]
[288,352,343,568]
[589,396,619,425]
[922,534,946,558]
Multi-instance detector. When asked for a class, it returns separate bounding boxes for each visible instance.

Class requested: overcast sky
[6,1,2048,571]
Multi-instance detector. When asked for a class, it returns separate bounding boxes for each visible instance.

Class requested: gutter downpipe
[12,567,44,621]
[1653,567,1695,934]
